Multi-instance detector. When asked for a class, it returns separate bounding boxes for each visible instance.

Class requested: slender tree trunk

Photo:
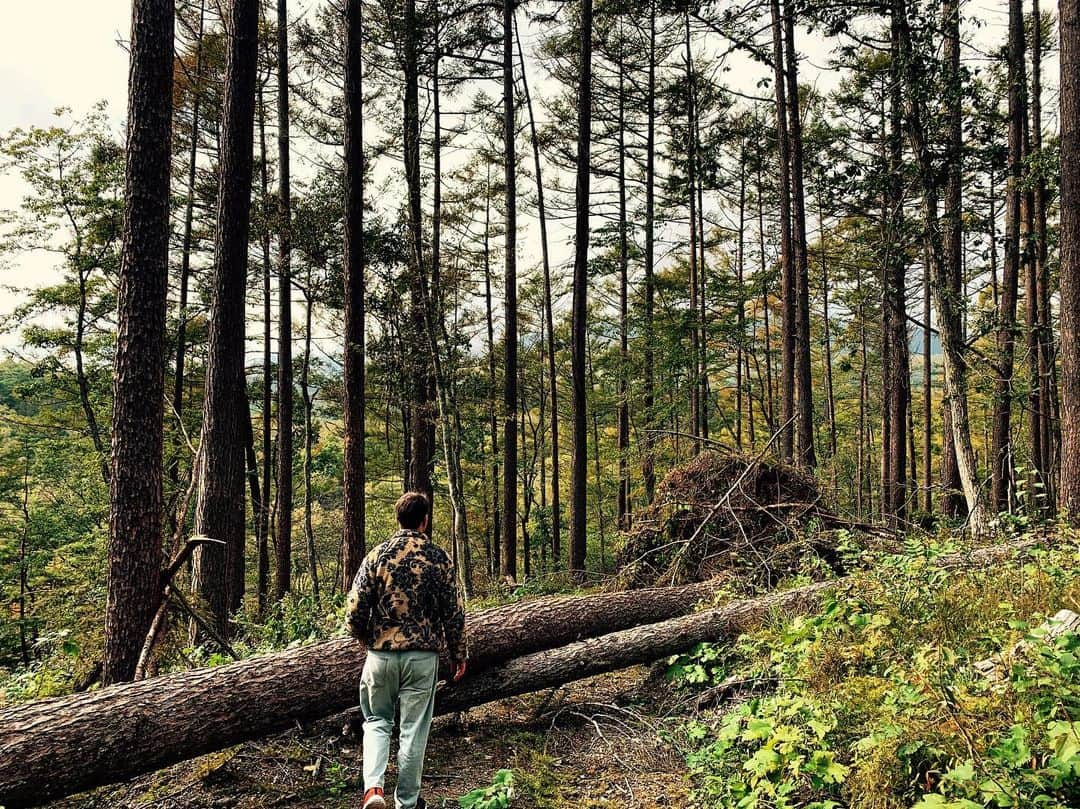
[901,0,988,534]
[882,14,909,526]
[1029,0,1052,512]
[75,268,108,484]
[818,199,837,465]
[685,13,701,451]
[403,0,434,507]
[514,16,560,563]
[483,172,501,577]
[736,158,746,450]
[256,71,272,616]
[617,42,630,530]
[642,0,657,505]
[501,0,518,580]
[273,0,294,601]
[171,0,206,481]
[18,452,31,666]
[341,0,366,589]
[922,244,933,514]
[587,339,605,569]
[102,0,174,684]
[192,0,259,636]
[301,287,318,605]
[992,0,1027,511]
[757,162,775,430]
[1060,0,1080,516]
[940,0,966,519]
[770,0,796,462]
[570,0,594,578]
[783,1,815,469]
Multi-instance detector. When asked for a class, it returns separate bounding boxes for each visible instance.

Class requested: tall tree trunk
[922,247,933,514]
[341,0,366,590]
[1029,0,1052,512]
[171,0,206,483]
[992,0,1028,511]
[501,0,518,580]
[736,158,746,450]
[192,0,259,636]
[404,0,434,507]
[301,287,318,605]
[514,15,560,564]
[256,71,272,616]
[882,15,909,526]
[1060,0,1080,516]
[617,42,630,531]
[818,199,837,466]
[901,0,988,534]
[757,161,775,430]
[642,0,657,505]
[273,0,294,602]
[783,2,815,469]
[102,0,174,685]
[570,0,593,578]
[769,0,796,462]
[483,171,501,577]
[685,13,701,451]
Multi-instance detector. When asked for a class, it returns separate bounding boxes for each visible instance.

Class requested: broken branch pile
[616,449,882,588]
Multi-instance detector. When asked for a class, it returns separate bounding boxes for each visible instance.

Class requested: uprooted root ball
[615,450,851,589]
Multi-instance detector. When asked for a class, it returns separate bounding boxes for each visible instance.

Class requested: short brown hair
[395,491,430,530]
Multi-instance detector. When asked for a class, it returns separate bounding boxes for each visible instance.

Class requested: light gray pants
[359,649,439,809]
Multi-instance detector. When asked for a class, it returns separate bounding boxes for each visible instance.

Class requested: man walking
[346,491,468,809]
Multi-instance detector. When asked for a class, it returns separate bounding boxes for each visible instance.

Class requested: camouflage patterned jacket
[345,529,468,664]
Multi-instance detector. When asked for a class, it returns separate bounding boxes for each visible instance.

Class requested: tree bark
[257,70,273,617]
[900,0,988,534]
[274,0,294,602]
[192,0,258,635]
[992,0,1027,511]
[783,2,816,469]
[617,41,630,530]
[192,0,259,636]
[642,0,657,505]
[501,0,519,580]
[404,0,435,508]
[170,0,205,481]
[102,0,174,685]
[482,170,501,577]
[1061,0,1080,516]
[882,8,909,527]
[515,16,560,564]
[341,0,366,590]
[570,0,593,578]
[770,0,796,463]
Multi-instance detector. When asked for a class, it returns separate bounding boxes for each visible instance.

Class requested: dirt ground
[46,667,692,809]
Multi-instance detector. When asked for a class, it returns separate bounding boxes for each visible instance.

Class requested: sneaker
[362,787,387,809]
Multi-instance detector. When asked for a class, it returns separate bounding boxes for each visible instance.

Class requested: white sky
[0,0,1030,350]
[0,0,130,304]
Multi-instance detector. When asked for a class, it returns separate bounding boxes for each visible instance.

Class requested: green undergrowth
[668,530,1080,808]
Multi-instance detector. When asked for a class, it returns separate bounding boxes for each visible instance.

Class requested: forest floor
[48,666,692,809]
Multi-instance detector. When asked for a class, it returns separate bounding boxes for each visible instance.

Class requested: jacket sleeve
[345,557,375,642]
[439,559,468,664]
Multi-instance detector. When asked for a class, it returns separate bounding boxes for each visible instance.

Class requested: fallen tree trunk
[436,580,832,714]
[0,580,721,807]
[0,537,1046,807]
[436,535,1050,715]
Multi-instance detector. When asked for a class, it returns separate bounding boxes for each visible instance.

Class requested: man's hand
[453,661,467,683]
